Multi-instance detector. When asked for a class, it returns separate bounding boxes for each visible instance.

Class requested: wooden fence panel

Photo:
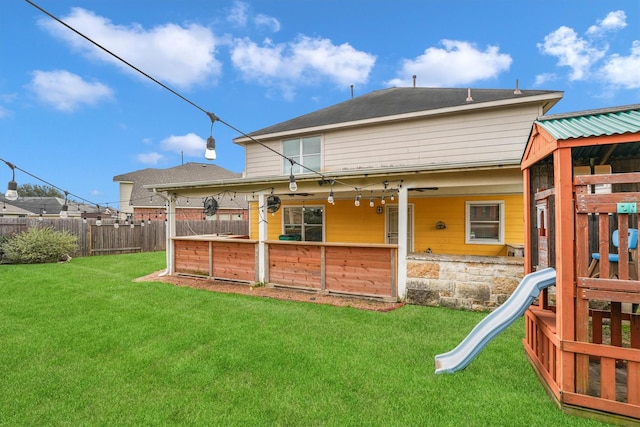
[0,218,248,257]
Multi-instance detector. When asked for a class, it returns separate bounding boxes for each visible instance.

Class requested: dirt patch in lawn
[134,271,405,312]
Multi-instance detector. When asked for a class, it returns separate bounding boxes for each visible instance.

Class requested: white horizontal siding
[324,105,539,171]
[245,104,541,178]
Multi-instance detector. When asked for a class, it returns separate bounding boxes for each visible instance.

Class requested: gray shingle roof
[245,87,562,137]
[113,162,246,208]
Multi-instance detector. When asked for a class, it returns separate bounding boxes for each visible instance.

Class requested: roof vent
[514,79,522,95]
[466,88,473,102]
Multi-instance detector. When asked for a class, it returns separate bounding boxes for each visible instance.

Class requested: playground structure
[521,106,640,423]
[435,267,556,374]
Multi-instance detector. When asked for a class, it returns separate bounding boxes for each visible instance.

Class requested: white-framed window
[465,201,504,244]
[282,205,324,242]
[282,136,321,175]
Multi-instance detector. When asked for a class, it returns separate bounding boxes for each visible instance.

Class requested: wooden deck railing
[266,241,398,300]
[171,236,398,301]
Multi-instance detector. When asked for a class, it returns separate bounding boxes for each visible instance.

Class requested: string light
[59,192,69,218]
[3,161,18,201]
[288,160,298,192]
[205,113,217,160]
[354,191,361,207]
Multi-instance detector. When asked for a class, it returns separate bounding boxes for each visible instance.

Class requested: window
[282,206,324,242]
[466,201,504,244]
[283,136,321,175]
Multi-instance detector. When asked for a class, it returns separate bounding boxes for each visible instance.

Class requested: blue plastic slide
[434,267,556,374]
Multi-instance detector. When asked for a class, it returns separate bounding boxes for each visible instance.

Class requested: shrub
[0,227,78,264]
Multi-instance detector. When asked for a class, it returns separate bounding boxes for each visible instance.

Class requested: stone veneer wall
[406,253,525,311]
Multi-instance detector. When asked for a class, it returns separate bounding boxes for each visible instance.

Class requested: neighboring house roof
[240,87,563,139]
[113,162,247,209]
[535,104,640,140]
[0,201,32,216]
[0,196,101,216]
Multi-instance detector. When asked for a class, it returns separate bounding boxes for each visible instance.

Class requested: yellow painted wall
[250,194,524,256]
[411,194,524,256]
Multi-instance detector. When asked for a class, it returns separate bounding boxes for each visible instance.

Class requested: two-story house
[147,86,563,300]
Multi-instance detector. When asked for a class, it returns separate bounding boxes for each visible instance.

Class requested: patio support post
[397,185,408,299]
[165,193,177,275]
[258,193,267,283]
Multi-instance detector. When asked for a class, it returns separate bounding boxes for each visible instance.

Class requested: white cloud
[160,133,205,157]
[230,36,375,98]
[533,72,558,87]
[0,105,13,119]
[29,70,113,112]
[387,40,511,87]
[227,1,249,27]
[600,40,640,89]
[538,26,606,81]
[39,7,221,89]
[538,10,637,88]
[254,14,280,32]
[587,10,627,36]
[136,152,164,165]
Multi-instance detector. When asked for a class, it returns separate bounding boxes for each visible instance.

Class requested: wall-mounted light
[205,112,218,160]
[4,161,18,201]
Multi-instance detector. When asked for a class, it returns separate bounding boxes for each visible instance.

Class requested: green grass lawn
[0,252,606,426]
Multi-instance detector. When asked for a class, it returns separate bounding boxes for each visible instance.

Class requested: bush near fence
[0,218,248,257]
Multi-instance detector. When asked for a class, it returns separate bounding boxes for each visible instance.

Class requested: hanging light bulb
[147,216,151,225]
[205,112,218,160]
[4,161,18,201]
[381,195,386,205]
[369,197,374,208]
[205,136,216,160]
[390,192,395,201]
[96,215,102,226]
[83,212,87,224]
[288,160,297,192]
[327,189,334,205]
[114,219,119,229]
[59,191,69,218]
[2,202,6,212]
[141,218,145,227]
[355,192,361,207]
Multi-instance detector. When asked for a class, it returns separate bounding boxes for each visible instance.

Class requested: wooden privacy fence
[0,218,248,257]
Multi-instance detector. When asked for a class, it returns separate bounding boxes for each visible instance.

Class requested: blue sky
[1,0,638,210]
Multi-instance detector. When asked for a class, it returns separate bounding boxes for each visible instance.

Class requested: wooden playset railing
[525,172,640,420]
